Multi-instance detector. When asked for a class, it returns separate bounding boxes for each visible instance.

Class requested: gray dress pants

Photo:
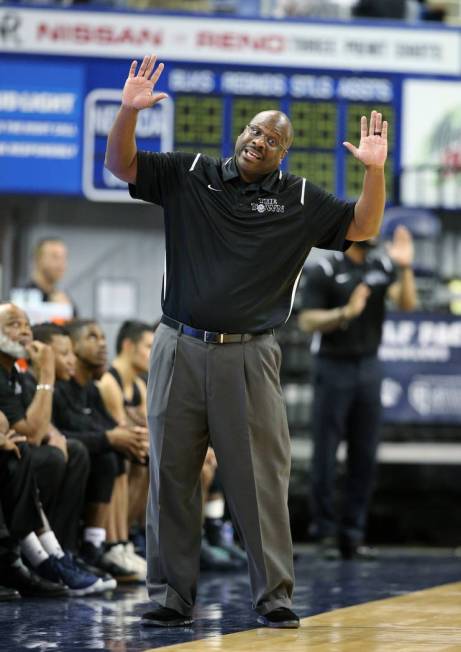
[145,322,294,616]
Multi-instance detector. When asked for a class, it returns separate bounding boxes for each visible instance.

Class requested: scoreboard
[1,55,396,201]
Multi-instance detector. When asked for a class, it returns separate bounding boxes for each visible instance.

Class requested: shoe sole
[141,617,194,627]
[257,616,300,629]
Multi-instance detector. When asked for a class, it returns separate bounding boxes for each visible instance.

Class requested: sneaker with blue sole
[36,554,106,596]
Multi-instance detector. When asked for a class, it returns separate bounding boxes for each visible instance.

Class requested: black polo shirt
[129,153,355,333]
[0,364,28,427]
[52,379,114,454]
[301,251,397,357]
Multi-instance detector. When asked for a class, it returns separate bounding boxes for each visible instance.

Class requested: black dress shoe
[141,606,193,627]
[2,559,68,597]
[0,584,20,601]
[257,607,300,629]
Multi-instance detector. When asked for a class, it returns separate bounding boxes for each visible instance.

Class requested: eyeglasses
[246,124,288,153]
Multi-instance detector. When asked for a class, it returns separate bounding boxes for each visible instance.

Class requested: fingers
[343,142,358,157]
[135,55,164,82]
[368,110,376,136]
[137,54,151,77]
[150,62,164,85]
[128,60,137,78]
[144,55,157,79]
[381,120,388,140]
[361,115,368,140]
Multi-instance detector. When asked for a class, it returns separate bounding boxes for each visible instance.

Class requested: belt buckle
[204,331,224,344]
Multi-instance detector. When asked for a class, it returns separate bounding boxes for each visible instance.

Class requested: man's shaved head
[250,111,294,150]
[234,110,294,183]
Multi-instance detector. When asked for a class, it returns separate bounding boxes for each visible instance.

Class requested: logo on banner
[0,12,21,44]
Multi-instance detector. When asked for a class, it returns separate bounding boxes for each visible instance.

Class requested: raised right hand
[343,283,370,320]
[122,54,168,111]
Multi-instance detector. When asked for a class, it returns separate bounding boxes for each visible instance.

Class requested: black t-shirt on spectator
[52,379,115,454]
[129,152,354,333]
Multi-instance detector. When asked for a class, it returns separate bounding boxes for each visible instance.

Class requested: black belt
[161,315,274,345]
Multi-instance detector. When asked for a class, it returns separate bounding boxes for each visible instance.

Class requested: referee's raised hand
[122,54,168,111]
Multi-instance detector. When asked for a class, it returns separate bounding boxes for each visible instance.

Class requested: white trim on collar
[189,153,201,171]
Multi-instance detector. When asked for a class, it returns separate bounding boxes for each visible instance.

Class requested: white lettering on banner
[0,141,78,158]
[169,69,215,94]
[0,91,76,114]
[1,9,458,74]
[418,321,461,347]
[290,75,334,99]
[408,376,461,417]
[337,78,393,102]
[222,72,286,96]
[379,345,449,362]
[382,320,416,346]
[94,103,165,137]
[0,120,77,137]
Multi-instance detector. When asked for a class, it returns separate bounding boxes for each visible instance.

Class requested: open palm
[122,54,168,110]
[343,110,388,169]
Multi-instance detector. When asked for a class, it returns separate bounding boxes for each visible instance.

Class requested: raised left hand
[343,110,388,169]
[387,225,414,268]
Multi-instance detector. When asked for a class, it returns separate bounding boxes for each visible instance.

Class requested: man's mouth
[242,147,262,161]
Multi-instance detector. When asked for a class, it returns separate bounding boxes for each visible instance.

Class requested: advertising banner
[0,7,459,74]
[0,61,84,194]
[380,312,461,423]
[401,79,461,209]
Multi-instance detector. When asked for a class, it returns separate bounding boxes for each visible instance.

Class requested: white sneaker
[123,542,147,580]
[101,544,138,578]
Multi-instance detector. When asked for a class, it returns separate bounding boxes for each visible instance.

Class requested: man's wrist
[36,383,54,392]
[335,306,350,326]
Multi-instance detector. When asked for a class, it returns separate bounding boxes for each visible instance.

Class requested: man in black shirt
[298,226,417,559]
[0,304,89,552]
[49,319,148,581]
[105,54,388,628]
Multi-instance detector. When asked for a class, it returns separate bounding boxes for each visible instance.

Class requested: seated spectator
[44,319,148,581]
[98,319,153,554]
[24,237,78,317]
[0,410,106,597]
[0,303,90,554]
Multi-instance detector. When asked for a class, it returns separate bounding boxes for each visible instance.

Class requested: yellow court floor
[150,582,461,652]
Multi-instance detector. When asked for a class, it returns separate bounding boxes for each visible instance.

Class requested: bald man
[105,54,388,628]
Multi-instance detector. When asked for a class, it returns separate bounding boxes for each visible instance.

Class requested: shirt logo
[250,197,285,214]
[207,184,223,192]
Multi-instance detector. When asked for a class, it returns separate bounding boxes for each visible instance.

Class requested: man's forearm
[396,267,418,311]
[298,307,349,334]
[348,166,386,240]
[105,106,139,182]
[25,388,53,444]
